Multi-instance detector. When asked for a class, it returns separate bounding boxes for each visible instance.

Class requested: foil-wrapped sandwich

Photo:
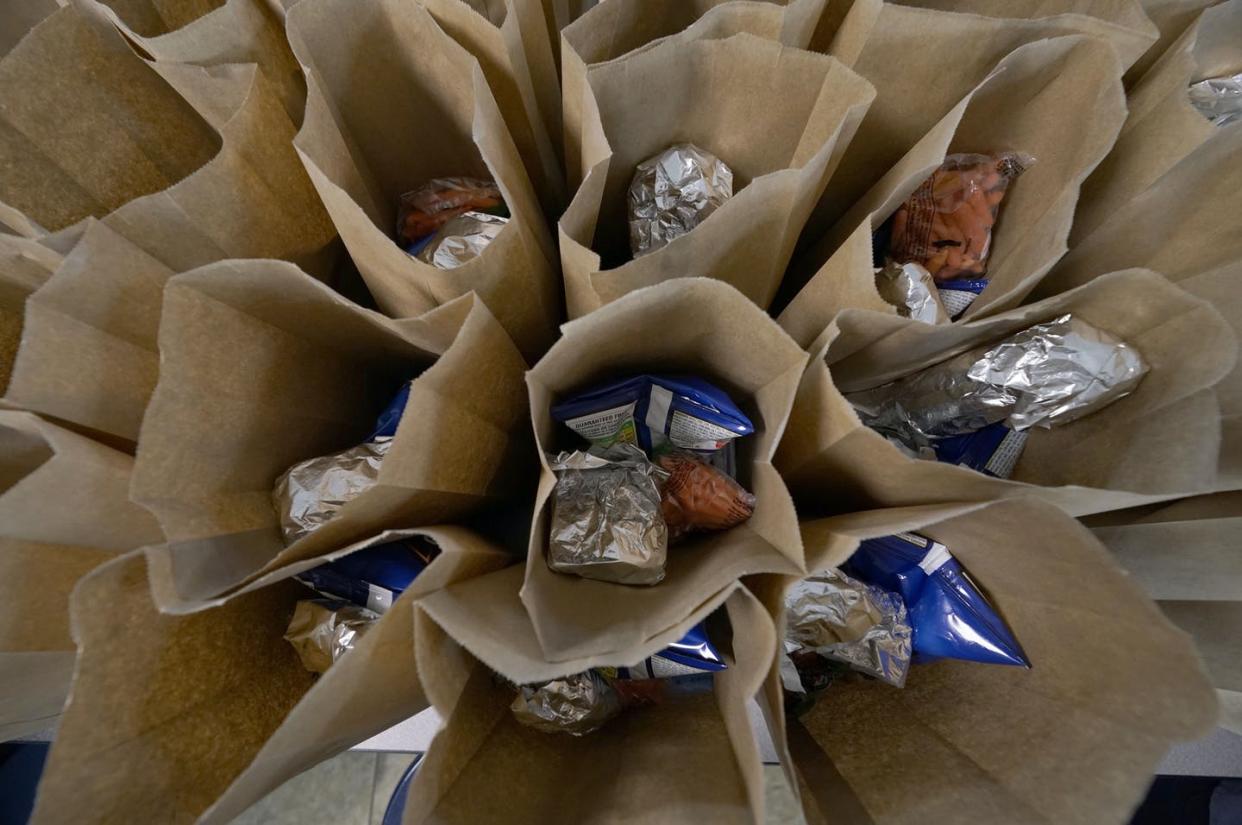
[415,211,509,269]
[547,444,670,585]
[1189,72,1242,128]
[284,599,378,674]
[273,438,391,544]
[875,261,948,325]
[847,315,1148,455]
[628,143,733,257]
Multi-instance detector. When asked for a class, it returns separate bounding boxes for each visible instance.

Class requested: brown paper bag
[0,0,58,57]
[0,233,60,397]
[2,221,172,450]
[778,498,1217,825]
[1127,0,1223,84]
[287,0,559,360]
[524,277,807,661]
[1037,124,1242,490]
[1085,492,1242,735]
[402,576,775,824]
[0,412,163,742]
[0,7,338,277]
[130,258,531,610]
[801,0,1156,243]
[1073,0,1241,242]
[779,35,1127,345]
[560,33,874,318]
[420,0,567,215]
[27,526,508,825]
[777,269,1236,518]
[560,0,828,188]
[70,0,305,121]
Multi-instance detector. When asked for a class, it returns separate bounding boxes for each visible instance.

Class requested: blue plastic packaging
[551,374,753,455]
[296,538,438,614]
[842,533,1028,668]
[603,622,727,680]
[935,278,989,319]
[933,421,1029,479]
[367,382,412,441]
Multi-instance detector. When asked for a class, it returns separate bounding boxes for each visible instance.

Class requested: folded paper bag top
[522,277,806,661]
[559,31,874,317]
[132,258,530,611]
[778,498,1219,825]
[776,269,1236,517]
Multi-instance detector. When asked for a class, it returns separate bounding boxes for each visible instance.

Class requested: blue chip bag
[296,538,438,614]
[842,533,1028,668]
[933,421,1029,479]
[935,278,989,319]
[551,375,753,455]
[368,382,413,441]
[600,622,727,680]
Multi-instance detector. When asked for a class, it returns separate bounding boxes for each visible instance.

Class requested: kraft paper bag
[779,35,1127,345]
[130,258,531,611]
[560,33,874,318]
[287,0,559,361]
[0,412,163,742]
[560,0,828,188]
[0,0,58,57]
[0,8,337,277]
[2,221,172,450]
[401,578,775,824]
[28,526,508,825]
[1036,125,1242,490]
[780,498,1218,825]
[1073,0,1241,241]
[1085,492,1242,735]
[71,0,304,121]
[0,233,60,397]
[776,269,1236,518]
[421,0,566,215]
[523,278,807,661]
[801,0,1156,243]
[1127,0,1223,84]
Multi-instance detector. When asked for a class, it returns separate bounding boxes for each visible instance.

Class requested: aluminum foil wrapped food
[547,444,670,585]
[847,315,1148,453]
[396,177,504,249]
[1189,72,1242,128]
[511,670,624,735]
[628,143,733,257]
[785,568,912,688]
[273,437,391,544]
[875,261,948,325]
[656,451,755,541]
[415,211,509,270]
[284,599,378,674]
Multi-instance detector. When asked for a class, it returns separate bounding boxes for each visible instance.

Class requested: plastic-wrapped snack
[600,622,728,680]
[931,422,1030,479]
[511,670,625,736]
[396,177,506,251]
[295,538,438,614]
[656,451,755,540]
[890,152,1032,282]
[843,533,1028,668]
[935,277,989,320]
[1188,72,1242,128]
[415,211,509,270]
[284,599,378,674]
[875,261,948,325]
[547,444,670,585]
[551,374,753,455]
[628,143,733,257]
[273,437,391,544]
[785,568,912,688]
[847,315,1148,454]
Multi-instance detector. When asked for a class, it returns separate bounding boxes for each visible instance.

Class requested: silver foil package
[876,261,948,325]
[547,444,670,586]
[273,437,391,544]
[415,211,509,270]
[1188,72,1242,128]
[511,670,624,736]
[628,143,733,257]
[785,568,912,688]
[284,599,378,674]
[847,315,1148,452]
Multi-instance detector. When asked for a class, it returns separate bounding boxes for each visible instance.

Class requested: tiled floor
[232,752,807,825]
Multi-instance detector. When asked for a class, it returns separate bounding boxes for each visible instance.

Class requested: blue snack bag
[367,382,412,441]
[935,278,989,319]
[551,374,753,455]
[296,538,438,614]
[600,622,727,680]
[842,533,1028,668]
[933,421,1030,478]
